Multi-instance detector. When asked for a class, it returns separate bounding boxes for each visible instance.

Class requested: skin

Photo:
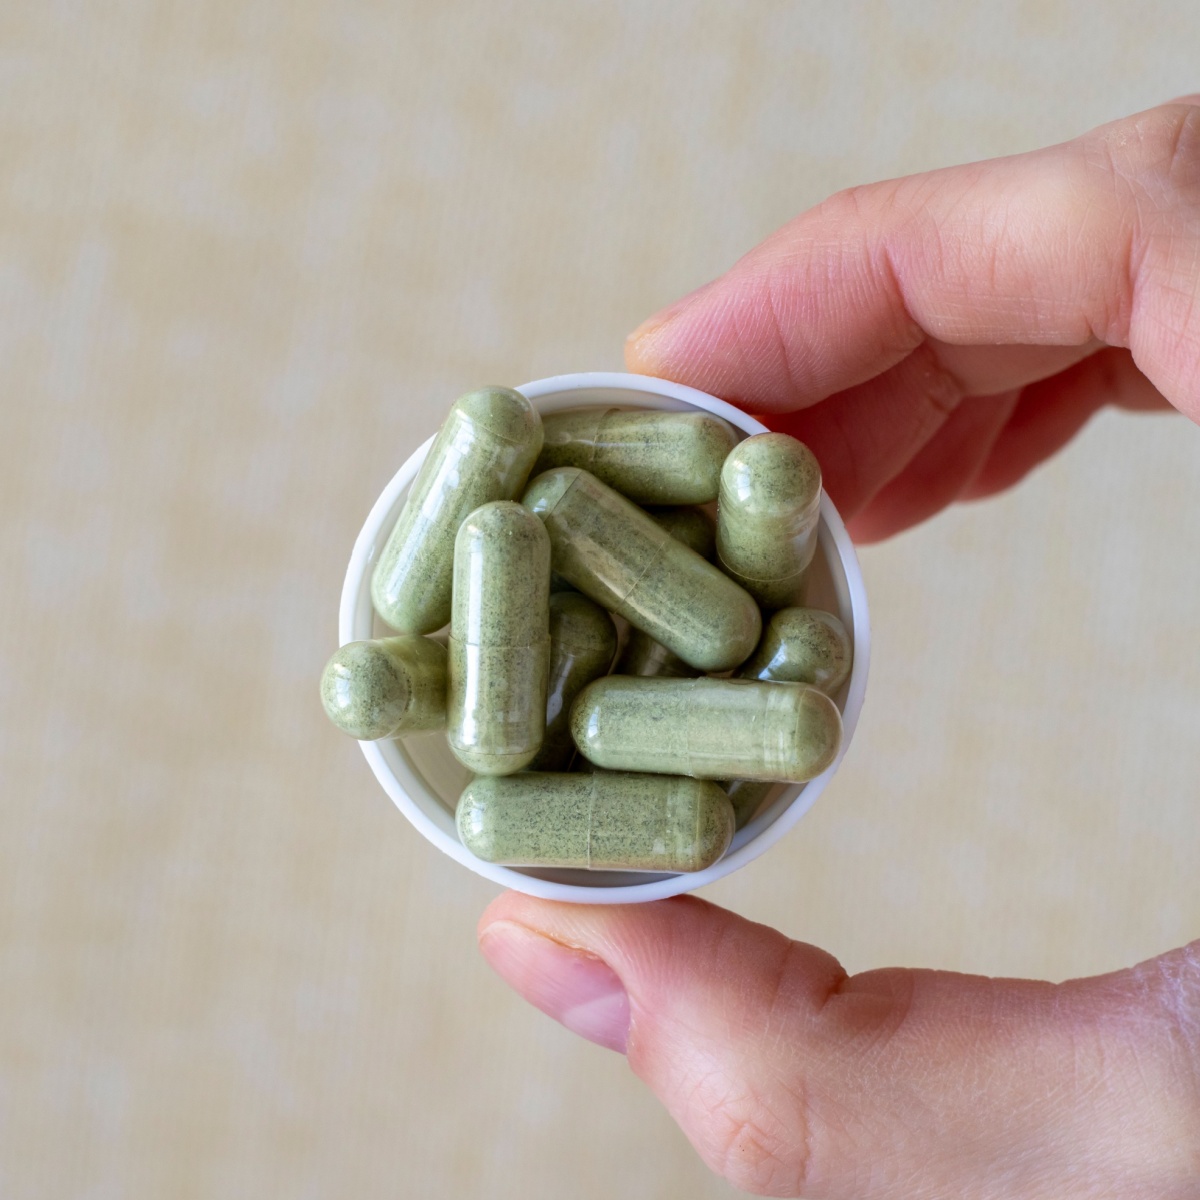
[477,99,1200,1198]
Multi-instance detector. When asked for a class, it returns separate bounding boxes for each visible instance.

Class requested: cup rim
[338,371,871,903]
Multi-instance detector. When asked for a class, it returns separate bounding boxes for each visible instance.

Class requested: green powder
[447,501,551,775]
[716,432,822,612]
[533,408,738,505]
[456,770,734,872]
[571,675,842,782]
[371,387,543,634]
[523,467,761,673]
[740,607,852,693]
[528,593,618,772]
[319,636,447,740]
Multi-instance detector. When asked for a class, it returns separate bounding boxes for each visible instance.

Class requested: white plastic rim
[339,372,871,903]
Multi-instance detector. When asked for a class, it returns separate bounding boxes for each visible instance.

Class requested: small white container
[339,372,870,903]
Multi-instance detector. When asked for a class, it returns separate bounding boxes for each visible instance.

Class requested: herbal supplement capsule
[534,408,739,505]
[716,432,822,612]
[319,636,447,739]
[371,387,543,634]
[647,505,716,559]
[456,771,734,872]
[523,468,761,673]
[528,594,618,772]
[739,608,852,694]
[615,506,713,679]
[615,629,701,679]
[723,779,780,829]
[447,501,551,774]
[571,675,842,782]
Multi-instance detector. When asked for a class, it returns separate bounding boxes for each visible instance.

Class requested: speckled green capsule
[716,432,822,612]
[533,408,739,505]
[647,505,716,559]
[447,501,551,775]
[571,675,842,782]
[527,594,618,772]
[456,771,734,872]
[319,636,447,739]
[723,779,781,830]
[739,608,852,694]
[371,387,544,634]
[523,468,761,673]
[615,507,713,679]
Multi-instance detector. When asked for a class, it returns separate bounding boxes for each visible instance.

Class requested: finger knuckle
[1097,102,1200,209]
[701,1081,816,1196]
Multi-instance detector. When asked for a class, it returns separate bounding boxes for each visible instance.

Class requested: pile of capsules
[321,386,852,875]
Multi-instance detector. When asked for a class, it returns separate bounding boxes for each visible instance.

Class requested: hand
[478,99,1200,1198]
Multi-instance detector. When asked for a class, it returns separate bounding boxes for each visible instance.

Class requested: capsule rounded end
[720,432,822,518]
[791,686,844,780]
[456,779,501,861]
[453,386,543,449]
[457,497,549,549]
[521,466,583,519]
[696,586,763,672]
[549,592,619,656]
[566,678,606,764]
[319,641,411,740]
[681,780,736,871]
[447,739,540,776]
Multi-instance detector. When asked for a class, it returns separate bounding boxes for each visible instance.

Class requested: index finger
[626,100,1200,422]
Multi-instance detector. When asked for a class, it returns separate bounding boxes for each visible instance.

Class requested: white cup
[338,372,870,903]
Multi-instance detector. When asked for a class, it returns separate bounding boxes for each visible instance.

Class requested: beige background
[3,3,1199,1197]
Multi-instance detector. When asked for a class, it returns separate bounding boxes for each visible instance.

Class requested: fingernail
[479,921,630,1053]
[626,278,716,349]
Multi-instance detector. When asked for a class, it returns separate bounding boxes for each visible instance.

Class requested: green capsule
[527,594,618,772]
[456,771,734,872]
[523,468,761,673]
[739,607,852,694]
[447,502,551,775]
[534,408,739,505]
[716,433,822,612]
[615,507,713,679]
[615,628,702,679]
[647,505,716,559]
[319,636,447,740]
[721,779,782,829]
[371,387,544,634]
[571,675,842,782]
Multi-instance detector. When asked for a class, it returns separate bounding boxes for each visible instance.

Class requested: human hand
[478,100,1200,1198]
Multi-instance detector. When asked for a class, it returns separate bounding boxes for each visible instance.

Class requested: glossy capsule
[523,468,761,673]
[371,387,543,634]
[571,675,843,782]
[723,779,782,829]
[456,771,734,872]
[717,433,822,612]
[319,636,447,739]
[740,607,853,694]
[615,507,713,679]
[533,408,739,504]
[447,501,551,774]
[528,593,618,772]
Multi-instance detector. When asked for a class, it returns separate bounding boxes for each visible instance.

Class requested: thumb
[478,894,1199,1199]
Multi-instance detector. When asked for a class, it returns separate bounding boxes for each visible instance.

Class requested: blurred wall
[2,2,1198,1197]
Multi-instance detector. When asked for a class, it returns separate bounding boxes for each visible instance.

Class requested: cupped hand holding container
[333,373,869,904]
